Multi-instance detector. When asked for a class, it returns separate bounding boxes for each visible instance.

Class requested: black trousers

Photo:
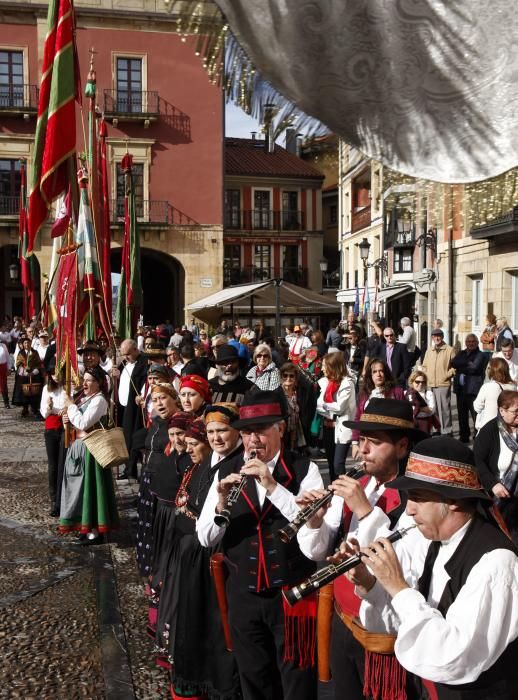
[322,427,350,482]
[330,612,366,700]
[44,428,63,505]
[456,392,477,442]
[227,583,317,700]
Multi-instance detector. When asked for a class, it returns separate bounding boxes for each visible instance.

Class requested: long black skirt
[136,468,157,578]
[156,527,241,699]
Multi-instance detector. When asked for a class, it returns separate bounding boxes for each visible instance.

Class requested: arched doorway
[0,244,41,320]
[110,247,185,326]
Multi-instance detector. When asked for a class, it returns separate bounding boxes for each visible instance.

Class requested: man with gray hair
[398,316,416,355]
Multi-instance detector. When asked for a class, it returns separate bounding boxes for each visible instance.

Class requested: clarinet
[282,524,417,606]
[277,463,366,544]
[214,450,257,528]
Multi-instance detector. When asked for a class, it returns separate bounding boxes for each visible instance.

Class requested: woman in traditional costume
[136,382,180,577]
[58,366,118,544]
[156,405,243,700]
[12,335,44,417]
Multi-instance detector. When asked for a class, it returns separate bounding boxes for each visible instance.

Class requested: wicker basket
[82,426,129,469]
[22,381,42,397]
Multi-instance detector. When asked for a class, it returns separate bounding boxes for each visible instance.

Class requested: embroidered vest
[334,475,406,618]
[220,452,316,592]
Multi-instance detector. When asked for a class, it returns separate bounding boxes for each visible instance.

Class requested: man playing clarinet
[197,390,323,700]
[297,398,426,700]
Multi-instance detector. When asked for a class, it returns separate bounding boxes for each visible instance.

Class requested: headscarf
[203,402,239,426]
[185,418,209,444]
[179,374,212,403]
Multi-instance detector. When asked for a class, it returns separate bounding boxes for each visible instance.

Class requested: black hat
[343,397,428,442]
[142,342,167,360]
[213,343,240,365]
[78,340,102,356]
[148,363,170,379]
[431,328,444,337]
[386,436,491,501]
[232,389,286,429]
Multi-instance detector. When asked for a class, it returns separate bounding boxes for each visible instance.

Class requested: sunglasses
[282,373,296,378]
[256,353,270,358]
[414,380,425,385]
[384,333,394,338]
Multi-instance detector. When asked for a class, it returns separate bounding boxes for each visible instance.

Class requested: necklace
[175,463,197,507]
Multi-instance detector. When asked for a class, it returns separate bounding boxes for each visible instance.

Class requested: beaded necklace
[175,463,197,507]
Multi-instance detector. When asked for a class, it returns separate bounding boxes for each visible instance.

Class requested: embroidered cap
[387,436,491,500]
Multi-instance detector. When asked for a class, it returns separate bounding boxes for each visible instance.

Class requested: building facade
[223,135,326,325]
[0,0,223,325]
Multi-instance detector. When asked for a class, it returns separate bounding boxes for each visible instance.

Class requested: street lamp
[9,263,19,281]
[319,257,328,293]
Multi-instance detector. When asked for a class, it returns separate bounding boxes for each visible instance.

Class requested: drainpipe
[448,227,454,345]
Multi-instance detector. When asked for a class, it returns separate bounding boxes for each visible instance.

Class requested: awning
[337,284,414,305]
[187,279,340,321]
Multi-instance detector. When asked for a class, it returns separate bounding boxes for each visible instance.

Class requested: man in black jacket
[373,327,410,387]
[452,334,488,443]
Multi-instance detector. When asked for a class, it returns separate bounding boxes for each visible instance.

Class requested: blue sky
[225,101,261,137]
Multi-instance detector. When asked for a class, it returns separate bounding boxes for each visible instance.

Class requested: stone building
[0,0,223,324]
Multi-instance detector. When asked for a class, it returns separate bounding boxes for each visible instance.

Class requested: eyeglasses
[502,407,518,415]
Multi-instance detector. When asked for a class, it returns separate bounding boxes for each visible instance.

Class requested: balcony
[351,207,371,233]
[0,84,39,115]
[110,199,197,227]
[0,195,19,220]
[393,230,415,247]
[223,265,308,287]
[103,90,160,125]
[224,209,306,231]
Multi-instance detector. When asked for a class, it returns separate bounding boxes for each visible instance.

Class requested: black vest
[433,516,518,700]
[219,451,316,593]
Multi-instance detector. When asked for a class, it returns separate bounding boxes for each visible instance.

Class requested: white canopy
[187,280,340,321]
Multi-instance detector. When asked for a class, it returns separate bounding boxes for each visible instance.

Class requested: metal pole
[275,279,281,340]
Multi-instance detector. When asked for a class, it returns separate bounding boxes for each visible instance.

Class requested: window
[0,159,20,214]
[282,245,299,283]
[253,245,271,279]
[116,162,144,218]
[471,275,483,333]
[253,190,271,229]
[282,191,300,230]
[354,270,358,288]
[329,204,338,225]
[224,244,241,285]
[116,57,142,113]
[224,189,240,228]
[394,248,413,273]
[0,50,23,107]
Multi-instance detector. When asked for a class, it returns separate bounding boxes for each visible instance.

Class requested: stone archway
[110,246,185,326]
[0,244,41,320]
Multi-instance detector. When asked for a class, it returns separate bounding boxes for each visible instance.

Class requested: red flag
[27,0,79,254]
[18,162,36,321]
[98,118,112,319]
[55,249,79,382]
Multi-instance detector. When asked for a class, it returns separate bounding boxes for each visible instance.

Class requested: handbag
[82,421,129,469]
[310,412,323,437]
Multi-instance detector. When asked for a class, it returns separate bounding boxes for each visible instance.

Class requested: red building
[224,136,325,293]
[0,0,223,324]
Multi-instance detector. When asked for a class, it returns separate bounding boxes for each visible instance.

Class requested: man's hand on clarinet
[240,458,277,495]
[327,537,376,594]
[330,474,372,520]
[295,489,331,529]
[359,538,409,598]
[215,473,243,514]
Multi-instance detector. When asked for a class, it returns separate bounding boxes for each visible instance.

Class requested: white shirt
[288,335,311,355]
[197,450,323,547]
[297,476,401,561]
[494,350,518,383]
[473,380,516,429]
[398,326,416,353]
[67,392,108,431]
[359,519,518,685]
[40,385,67,418]
[0,341,9,364]
[118,360,136,406]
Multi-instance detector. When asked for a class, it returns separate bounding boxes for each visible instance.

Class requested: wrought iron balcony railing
[104,90,160,116]
[110,199,197,226]
[0,84,39,111]
[224,209,306,231]
[223,265,308,287]
[0,195,19,216]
